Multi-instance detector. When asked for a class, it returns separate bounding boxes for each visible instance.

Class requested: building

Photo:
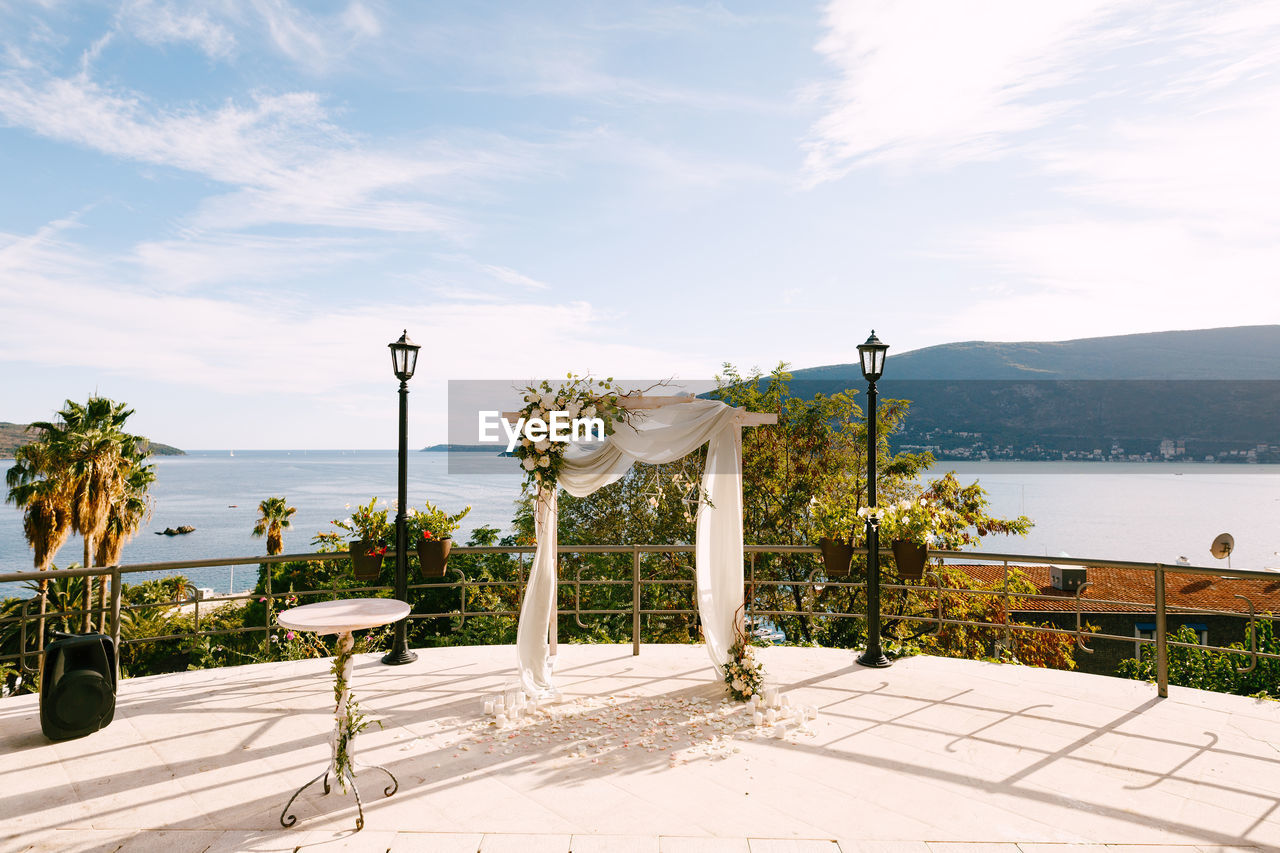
[951,563,1280,676]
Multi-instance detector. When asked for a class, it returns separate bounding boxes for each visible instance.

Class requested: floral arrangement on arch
[511,374,631,492]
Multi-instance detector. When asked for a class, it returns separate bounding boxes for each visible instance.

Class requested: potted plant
[330,498,392,582]
[406,501,471,578]
[873,496,948,581]
[809,492,862,577]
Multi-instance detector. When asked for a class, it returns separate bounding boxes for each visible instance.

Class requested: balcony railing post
[18,599,30,676]
[1001,560,1011,659]
[264,566,274,652]
[1154,563,1168,698]
[111,567,122,684]
[632,545,641,656]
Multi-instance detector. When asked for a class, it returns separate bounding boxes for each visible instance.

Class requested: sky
[2,1,1278,450]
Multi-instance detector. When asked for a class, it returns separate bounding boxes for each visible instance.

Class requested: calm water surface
[2,454,1277,597]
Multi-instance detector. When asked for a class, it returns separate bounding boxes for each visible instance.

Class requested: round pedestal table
[276,597,410,832]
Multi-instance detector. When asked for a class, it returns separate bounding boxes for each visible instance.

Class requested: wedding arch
[503,393,775,697]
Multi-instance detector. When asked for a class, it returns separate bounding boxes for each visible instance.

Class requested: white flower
[538,456,550,467]
[567,401,582,417]
[534,438,551,452]
[522,438,532,447]
[540,393,556,409]
[583,404,597,418]
[731,679,744,692]
[531,407,544,420]
[522,457,536,470]
[525,392,539,403]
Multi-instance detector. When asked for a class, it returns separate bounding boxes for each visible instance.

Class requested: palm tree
[7,397,154,636]
[95,461,156,628]
[5,439,74,652]
[58,400,137,632]
[253,497,296,556]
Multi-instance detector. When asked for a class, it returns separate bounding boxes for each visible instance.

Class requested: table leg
[280,629,398,832]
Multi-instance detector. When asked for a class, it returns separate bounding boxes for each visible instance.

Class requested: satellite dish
[1210,533,1234,567]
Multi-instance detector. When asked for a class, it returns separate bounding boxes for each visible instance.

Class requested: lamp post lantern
[383,330,420,666]
[856,330,892,669]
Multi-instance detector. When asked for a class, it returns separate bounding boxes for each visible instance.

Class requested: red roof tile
[949,564,1280,615]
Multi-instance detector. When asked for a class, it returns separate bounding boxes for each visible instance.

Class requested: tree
[253,496,297,556]
[5,397,154,635]
[1116,621,1279,698]
[4,440,74,651]
[96,464,157,567]
[713,363,932,644]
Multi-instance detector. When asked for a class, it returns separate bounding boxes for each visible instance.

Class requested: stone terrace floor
[1,644,1277,853]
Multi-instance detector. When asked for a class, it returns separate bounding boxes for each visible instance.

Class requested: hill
[786,326,1280,462]
[0,422,184,459]
[794,325,1280,382]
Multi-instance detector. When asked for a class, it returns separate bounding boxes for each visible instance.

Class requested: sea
[2,452,1278,598]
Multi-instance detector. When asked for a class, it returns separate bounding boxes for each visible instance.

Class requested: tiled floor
[1,644,1275,853]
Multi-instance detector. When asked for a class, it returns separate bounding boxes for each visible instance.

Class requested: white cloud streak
[804,0,1116,181]
[121,0,237,59]
[808,0,1280,340]
[0,221,697,398]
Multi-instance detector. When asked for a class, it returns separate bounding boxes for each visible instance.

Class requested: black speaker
[40,632,117,741]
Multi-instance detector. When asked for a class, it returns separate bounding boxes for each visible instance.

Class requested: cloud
[248,0,382,73]
[806,0,1280,341]
[0,68,535,233]
[0,220,699,398]
[121,0,237,59]
[482,264,549,291]
[130,233,376,289]
[804,0,1116,181]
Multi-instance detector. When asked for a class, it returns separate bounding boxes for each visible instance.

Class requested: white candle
[496,713,508,728]
[483,699,494,716]
[495,697,505,714]
[765,708,777,725]
[781,693,791,709]
[749,694,760,709]
[753,711,764,727]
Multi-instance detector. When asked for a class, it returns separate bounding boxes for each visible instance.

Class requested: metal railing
[2,546,1276,699]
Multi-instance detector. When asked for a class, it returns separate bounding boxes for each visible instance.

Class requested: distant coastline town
[898,430,1280,464]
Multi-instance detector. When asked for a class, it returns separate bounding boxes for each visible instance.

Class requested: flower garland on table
[330,639,381,791]
[511,374,631,493]
[723,606,766,702]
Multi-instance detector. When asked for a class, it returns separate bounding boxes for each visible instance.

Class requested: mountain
[784,326,1280,462]
[0,422,184,459]
[793,325,1280,382]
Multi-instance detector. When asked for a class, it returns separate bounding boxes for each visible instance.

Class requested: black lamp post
[856,330,892,669]
[382,330,420,666]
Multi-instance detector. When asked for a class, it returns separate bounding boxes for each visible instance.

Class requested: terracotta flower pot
[891,539,928,580]
[818,537,855,577]
[417,537,452,578]
[350,540,386,582]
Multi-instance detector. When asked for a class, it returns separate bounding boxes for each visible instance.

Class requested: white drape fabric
[516,398,745,697]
